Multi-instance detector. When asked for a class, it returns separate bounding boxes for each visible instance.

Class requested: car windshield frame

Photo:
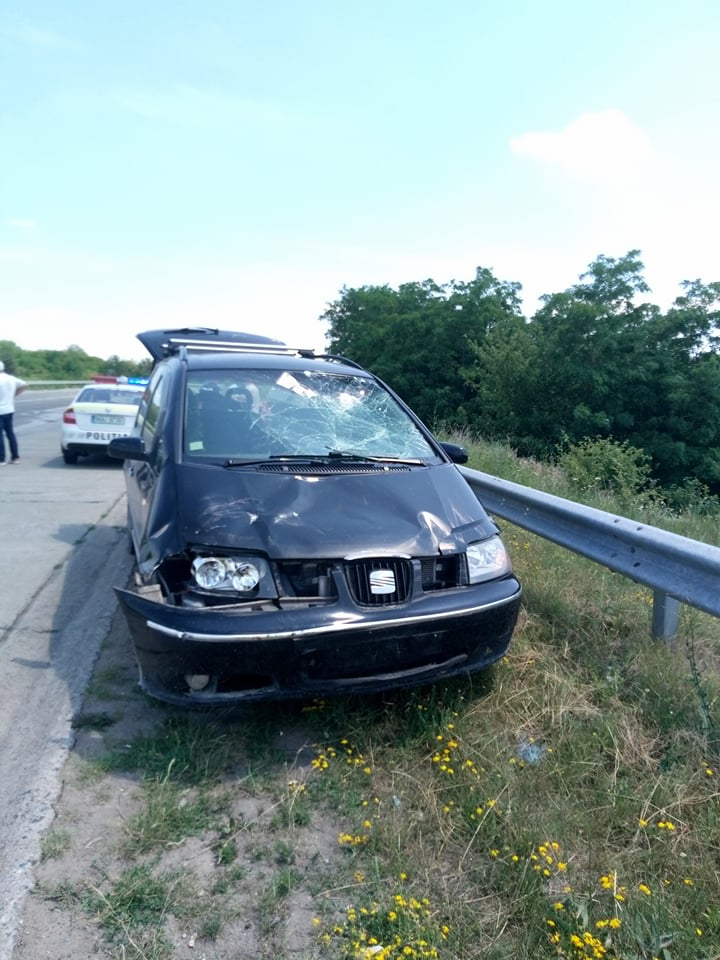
[182,367,441,464]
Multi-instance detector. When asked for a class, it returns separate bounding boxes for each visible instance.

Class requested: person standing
[0,360,27,464]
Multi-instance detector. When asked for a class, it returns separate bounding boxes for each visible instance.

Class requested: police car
[61,376,148,464]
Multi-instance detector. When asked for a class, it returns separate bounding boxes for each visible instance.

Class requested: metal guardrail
[27,380,90,386]
[460,466,720,641]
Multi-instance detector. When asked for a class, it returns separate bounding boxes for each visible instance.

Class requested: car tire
[62,448,79,465]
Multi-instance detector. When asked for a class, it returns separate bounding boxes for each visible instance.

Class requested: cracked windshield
[184,368,437,461]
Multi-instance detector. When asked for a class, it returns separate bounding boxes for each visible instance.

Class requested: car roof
[74,386,145,403]
[182,350,370,377]
[136,328,367,377]
[78,382,146,393]
[137,328,290,363]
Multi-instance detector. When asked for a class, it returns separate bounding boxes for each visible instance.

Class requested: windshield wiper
[223,452,426,468]
[224,454,342,467]
[326,450,426,465]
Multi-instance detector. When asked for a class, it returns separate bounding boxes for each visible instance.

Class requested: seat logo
[369,569,396,595]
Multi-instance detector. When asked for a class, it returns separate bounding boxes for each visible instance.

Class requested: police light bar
[91,375,149,385]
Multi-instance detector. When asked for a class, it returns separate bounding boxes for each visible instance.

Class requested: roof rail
[138,330,361,367]
[163,336,316,357]
[313,352,365,370]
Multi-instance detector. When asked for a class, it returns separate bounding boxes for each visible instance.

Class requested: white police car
[60,377,148,464]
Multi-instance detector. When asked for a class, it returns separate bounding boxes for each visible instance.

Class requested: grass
[35,438,720,959]
[83,864,179,960]
[40,829,72,861]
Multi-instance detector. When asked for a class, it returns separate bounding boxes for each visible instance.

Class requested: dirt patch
[12,609,348,960]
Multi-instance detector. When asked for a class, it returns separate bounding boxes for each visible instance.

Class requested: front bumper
[116,577,522,705]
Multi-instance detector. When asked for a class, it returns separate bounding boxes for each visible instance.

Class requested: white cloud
[510,109,653,182]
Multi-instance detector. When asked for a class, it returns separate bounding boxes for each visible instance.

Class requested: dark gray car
[108,328,521,705]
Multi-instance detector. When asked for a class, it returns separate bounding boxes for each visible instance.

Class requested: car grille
[278,554,467,605]
[344,558,414,606]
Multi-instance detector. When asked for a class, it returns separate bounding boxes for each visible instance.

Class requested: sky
[1,1,719,362]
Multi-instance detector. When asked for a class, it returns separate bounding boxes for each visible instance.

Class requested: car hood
[170,462,496,560]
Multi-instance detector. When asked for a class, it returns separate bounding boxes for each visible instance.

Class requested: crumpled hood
[172,462,496,559]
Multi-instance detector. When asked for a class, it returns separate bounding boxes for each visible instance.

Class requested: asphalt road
[0,390,135,959]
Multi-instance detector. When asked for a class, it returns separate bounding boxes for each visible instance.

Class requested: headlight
[192,555,264,593]
[466,536,511,584]
[192,557,230,589]
[231,562,261,592]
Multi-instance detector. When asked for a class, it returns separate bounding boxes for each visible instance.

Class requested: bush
[661,478,720,517]
[558,437,654,503]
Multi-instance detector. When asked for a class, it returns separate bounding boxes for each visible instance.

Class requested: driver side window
[136,372,166,449]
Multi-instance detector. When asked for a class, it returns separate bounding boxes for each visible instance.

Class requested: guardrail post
[651,591,680,642]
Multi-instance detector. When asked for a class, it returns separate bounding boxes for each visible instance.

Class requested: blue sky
[2,1,719,361]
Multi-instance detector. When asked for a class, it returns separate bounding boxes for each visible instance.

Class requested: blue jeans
[0,412,19,461]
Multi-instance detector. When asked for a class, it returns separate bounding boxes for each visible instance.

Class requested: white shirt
[0,372,27,415]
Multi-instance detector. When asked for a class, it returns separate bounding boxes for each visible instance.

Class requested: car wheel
[62,448,79,465]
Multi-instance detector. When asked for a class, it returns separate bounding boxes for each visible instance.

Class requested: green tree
[633,280,720,487]
[526,250,661,445]
[321,253,720,492]
[0,340,24,375]
[0,341,150,381]
[98,354,152,377]
[322,268,523,427]
[484,251,720,490]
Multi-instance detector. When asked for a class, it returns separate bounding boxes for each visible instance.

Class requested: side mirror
[108,436,148,462]
[439,441,468,465]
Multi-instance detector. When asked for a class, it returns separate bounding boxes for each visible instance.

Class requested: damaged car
[108,327,521,706]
